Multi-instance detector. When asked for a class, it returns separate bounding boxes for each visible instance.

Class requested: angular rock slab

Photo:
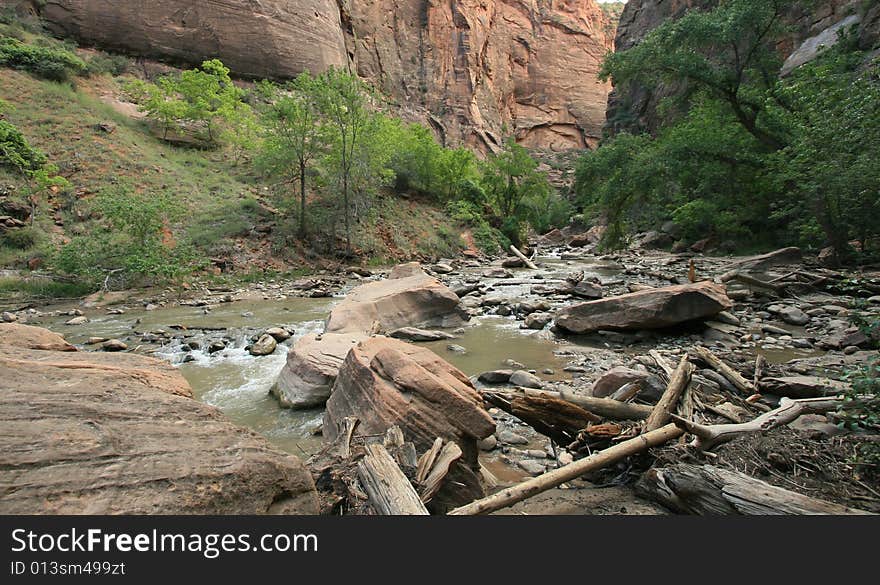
[554,282,733,334]
[272,333,364,409]
[325,264,467,335]
[324,337,495,459]
[0,342,318,514]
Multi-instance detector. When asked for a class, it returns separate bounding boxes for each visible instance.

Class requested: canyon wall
[7,0,617,152]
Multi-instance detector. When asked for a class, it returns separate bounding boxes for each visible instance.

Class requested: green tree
[128,59,249,144]
[256,74,327,237]
[312,68,375,254]
[480,138,553,244]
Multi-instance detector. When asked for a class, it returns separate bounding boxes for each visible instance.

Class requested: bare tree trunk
[299,159,307,237]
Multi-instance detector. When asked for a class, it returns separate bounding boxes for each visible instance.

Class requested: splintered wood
[357,443,429,515]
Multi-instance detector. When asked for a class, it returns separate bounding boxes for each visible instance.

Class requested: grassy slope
[0,63,464,282]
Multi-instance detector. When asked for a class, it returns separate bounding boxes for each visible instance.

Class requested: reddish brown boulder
[324,264,467,335]
[0,322,76,352]
[0,328,319,514]
[554,281,733,334]
[272,333,364,409]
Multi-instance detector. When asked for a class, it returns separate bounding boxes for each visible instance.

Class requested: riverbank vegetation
[576,0,879,264]
[0,11,566,292]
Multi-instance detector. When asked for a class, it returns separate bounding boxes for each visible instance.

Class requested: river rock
[432,263,454,274]
[483,268,513,279]
[324,263,467,335]
[447,343,468,354]
[478,370,514,384]
[524,312,553,330]
[498,429,529,445]
[324,337,494,510]
[101,339,128,352]
[388,327,455,342]
[265,327,292,342]
[778,306,810,326]
[759,376,849,398]
[572,280,603,299]
[1,311,17,323]
[509,370,543,389]
[65,316,89,326]
[0,328,318,514]
[731,247,802,272]
[207,340,226,354]
[554,282,733,334]
[249,334,277,356]
[591,366,665,401]
[0,323,75,352]
[273,333,361,409]
[502,257,525,268]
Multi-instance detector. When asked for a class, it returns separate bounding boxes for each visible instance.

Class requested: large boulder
[0,329,319,514]
[324,337,495,509]
[324,264,467,335]
[0,322,76,352]
[272,333,363,409]
[554,281,733,334]
[730,247,803,273]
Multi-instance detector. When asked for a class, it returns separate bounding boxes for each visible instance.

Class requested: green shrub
[0,226,37,249]
[86,52,130,76]
[0,37,86,81]
[0,117,47,172]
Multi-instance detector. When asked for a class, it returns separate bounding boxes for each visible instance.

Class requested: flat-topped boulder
[0,328,318,514]
[554,281,733,334]
[272,333,364,409]
[324,263,467,335]
[0,322,76,352]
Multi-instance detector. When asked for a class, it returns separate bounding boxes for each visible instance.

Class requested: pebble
[101,339,128,352]
[498,430,529,445]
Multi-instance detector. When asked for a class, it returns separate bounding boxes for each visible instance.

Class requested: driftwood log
[482,389,601,445]
[510,245,539,270]
[558,390,653,421]
[638,464,871,515]
[357,443,429,515]
[449,423,685,515]
[693,346,755,394]
[719,271,787,295]
[416,440,463,503]
[670,396,844,451]
[644,356,695,432]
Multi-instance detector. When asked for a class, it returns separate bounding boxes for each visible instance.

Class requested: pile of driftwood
[457,346,871,515]
[308,345,872,515]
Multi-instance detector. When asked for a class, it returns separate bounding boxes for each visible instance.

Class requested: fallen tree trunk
[510,245,538,270]
[644,356,695,432]
[693,346,755,395]
[448,423,685,515]
[670,396,844,451]
[482,389,601,445]
[719,271,787,295]
[638,464,871,515]
[558,390,653,421]
[357,443,429,515]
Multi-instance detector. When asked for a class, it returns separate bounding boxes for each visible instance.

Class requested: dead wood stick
[510,245,538,270]
[357,444,429,515]
[638,463,871,515]
[753,354,767,392]
[419,442,463,503]
[669,396,844,451]
[333,416,360,459]
[448,423,685,515]
[609,381,641,402]
[648,350,676,379]
[719,271,787,294]
[416,438,443,483]
[644,355,695,432]
[483,389,600,445]
[557,390,653,420]
[693,346,756,394]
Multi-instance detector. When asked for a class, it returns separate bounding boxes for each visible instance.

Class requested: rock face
[272,333,362,409]
[23,0,616,151]
[0,327,319,514]
[324,265,466,334]
[324,337,495,459]
[554,281,732,334]
[344,0,615,151]
[34,0,348,79]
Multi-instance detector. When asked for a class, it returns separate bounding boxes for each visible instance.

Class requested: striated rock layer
[13,0,616,151]
[0,326,319,514]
